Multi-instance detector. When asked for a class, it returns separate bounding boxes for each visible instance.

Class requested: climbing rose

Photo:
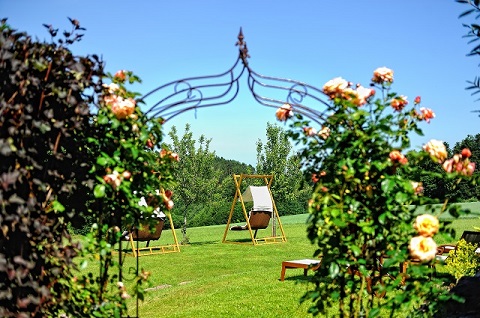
[303,127,317,136]
[276,103,293,121]
[414,96,421,104]
[111,97,136,119]
[419,107,435,123]
[103,83,120,94]
[322,77,349,99]
[411,181,424,195]
[354,85,375,106]
[423,139,447,163]
[389,150,408,165]
[461,148,472,158]
[114,70,127,82]
[409,236,437,262]
[103,170,122,189]
[390,95,408,112]
[372,67,394,84]
[318,126,330,139]
[413,214,439,237]
[442,154,476,176]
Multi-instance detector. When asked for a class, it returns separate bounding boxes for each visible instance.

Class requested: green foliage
[285,71,477,317]
[444,239,480,281]
[256,122,312,215]
[0,19,176,317]
[166,124,222,243]
[0,19,103,317]
[457,0,480,104]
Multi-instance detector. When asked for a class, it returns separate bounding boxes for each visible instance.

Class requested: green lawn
[85,203,480,318]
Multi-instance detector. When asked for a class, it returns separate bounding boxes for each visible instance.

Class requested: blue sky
[3,0,479,166]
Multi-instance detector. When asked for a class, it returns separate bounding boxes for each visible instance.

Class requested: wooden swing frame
[124,212,180,257]
[222,174,287,245]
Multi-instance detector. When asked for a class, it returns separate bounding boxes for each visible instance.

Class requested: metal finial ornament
[236,27,250,66]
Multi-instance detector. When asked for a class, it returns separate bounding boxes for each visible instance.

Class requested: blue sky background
[2,0,479,166]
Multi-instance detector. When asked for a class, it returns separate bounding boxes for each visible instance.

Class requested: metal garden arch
[123,28,334,318]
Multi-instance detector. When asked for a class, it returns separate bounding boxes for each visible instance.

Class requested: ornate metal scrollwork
[142,28,333,125]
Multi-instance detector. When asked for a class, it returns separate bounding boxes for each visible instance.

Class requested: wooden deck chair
[122,211,180,257]
[222,174,286,245]
[436,230,480,262]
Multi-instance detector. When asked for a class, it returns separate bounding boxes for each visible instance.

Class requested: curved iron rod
[141,29,333,125]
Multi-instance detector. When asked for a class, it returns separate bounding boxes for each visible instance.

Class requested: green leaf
[350,245,362,257]
[96,157,108,166]
[329,262,339,278]
[94,184,106,198]
[52,200,65,212]
[381,179,395,193]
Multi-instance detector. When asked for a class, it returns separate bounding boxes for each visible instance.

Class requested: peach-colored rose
[413,214,439,237]
[354,85,375,106]
[275,103,293,122]
[419,107,435,123]
[423,139,447,163]
[303,127,317,136]
[114,70,127,82]
[322,77,349,99]
[102,83,120,94]
[111,97,136,119]
[103,170,122,189]
[389,150,408,165]
[411,181,424,195]
[318,126,330,140]
[390,95,408,112]
[409,236,437,262]
[372,67,394,84]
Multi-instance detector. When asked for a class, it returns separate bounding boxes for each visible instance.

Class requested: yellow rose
[413,214,439,237]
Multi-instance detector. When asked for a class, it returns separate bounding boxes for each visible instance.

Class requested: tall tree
[457,0,480,106]
[256,122,311,214]
[166,124,221,243]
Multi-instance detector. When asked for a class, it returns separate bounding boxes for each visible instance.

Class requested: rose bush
[280,67,477,317]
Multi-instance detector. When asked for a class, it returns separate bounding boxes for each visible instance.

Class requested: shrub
[444,239,480,281]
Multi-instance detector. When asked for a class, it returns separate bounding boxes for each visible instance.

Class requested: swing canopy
[240,186,273,212]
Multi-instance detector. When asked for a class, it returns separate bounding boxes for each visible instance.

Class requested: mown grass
[80,203,480,317]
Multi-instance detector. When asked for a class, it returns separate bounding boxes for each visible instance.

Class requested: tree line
[161,122,480,243]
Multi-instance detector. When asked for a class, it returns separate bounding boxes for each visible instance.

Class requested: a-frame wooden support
[125,212,181,257]
[222,174,287,245]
